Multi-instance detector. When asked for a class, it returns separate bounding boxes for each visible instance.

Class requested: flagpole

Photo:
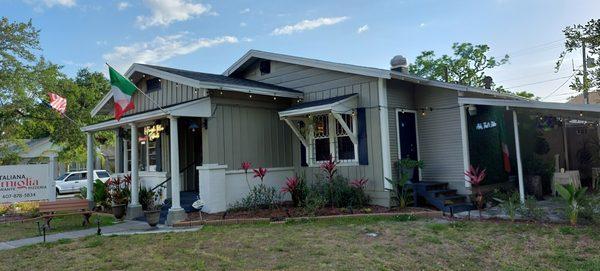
[41,98,81,127]
[105,63,170,116]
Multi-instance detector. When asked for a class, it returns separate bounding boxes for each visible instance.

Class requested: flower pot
[144,210,161,227]
[112,204,127,219]
[526,175,544,200]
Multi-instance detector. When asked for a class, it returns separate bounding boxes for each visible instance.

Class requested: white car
[54,170,111,195]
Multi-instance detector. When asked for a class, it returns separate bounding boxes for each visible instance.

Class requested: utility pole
[582,41,589,104]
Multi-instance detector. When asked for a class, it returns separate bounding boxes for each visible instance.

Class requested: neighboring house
[567,91,600,105]
[82,50,600,224]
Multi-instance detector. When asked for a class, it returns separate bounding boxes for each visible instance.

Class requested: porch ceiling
[82,97,212,132]
[458,97,600,121]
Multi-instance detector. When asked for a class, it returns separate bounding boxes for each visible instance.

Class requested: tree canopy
[0,17,110,164]
[556,19,600,94]
[409,42,509,88]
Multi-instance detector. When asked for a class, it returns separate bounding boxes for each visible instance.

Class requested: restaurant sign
[0,164,53,203]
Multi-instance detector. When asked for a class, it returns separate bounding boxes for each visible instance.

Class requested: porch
[82,98,211,224]
[459,97,600,203]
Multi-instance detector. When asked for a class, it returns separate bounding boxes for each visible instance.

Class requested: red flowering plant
[464,165,487,218]
[106,174,131,206]
[280,176,306,207]
[320,156,338,183]
[350,178,369,189]
[253,167,268,183]
[241,162,252,190]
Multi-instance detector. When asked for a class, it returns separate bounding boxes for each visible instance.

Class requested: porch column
[167,115,185,225]
[86,132,94,203]
[459,105,471,190]
[48,154,57,202]
[123,139,128,172]
[512,110,525,204]
[126,123,142,219]
[114,128,123,174]
[562,122,570,170]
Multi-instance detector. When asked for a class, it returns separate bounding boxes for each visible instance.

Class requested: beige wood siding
[124,77,206,116]
[241,60,389,206]
[414,86,467,193]
[203,98,294,170]
[386,79,416,181]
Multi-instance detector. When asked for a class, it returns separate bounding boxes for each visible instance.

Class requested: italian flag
[109,66,136,121]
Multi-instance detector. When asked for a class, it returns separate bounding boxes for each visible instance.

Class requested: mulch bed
[184,204,434,222]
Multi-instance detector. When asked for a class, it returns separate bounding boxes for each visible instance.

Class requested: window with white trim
[308,113,357,164]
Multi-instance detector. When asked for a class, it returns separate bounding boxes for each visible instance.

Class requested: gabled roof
[142,64,302,94]
[91,63,303,116]
[224,50,525,101]
[223,50,392,78]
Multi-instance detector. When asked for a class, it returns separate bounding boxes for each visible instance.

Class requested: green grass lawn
[0,214,116,242]
[0,215,598,270]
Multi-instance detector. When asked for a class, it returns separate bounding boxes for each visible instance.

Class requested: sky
[3,0,599,102]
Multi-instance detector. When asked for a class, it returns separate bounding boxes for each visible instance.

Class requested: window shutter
[300,143,308,167]
[357,107,368,165]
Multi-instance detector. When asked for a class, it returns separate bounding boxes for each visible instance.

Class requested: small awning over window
[278,94,368,166]
[278,94,358,118]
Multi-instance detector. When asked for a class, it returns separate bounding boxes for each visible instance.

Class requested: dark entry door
[397,111,419,182]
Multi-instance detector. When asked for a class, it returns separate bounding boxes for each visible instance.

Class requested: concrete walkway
[0,220,202,251]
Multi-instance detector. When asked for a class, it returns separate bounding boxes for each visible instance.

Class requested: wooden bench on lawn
[39,199,92,228]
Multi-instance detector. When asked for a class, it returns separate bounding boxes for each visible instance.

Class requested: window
[309,113,357,164]
[336,114,355,161]
[125,126,163,172]
[96,171,110,178]
[146,78,161,93]
[259,60,271,75]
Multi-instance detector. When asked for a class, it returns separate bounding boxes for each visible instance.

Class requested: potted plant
[106,175,131,219]
[465,165,487,219]
[398,158,424,183]
[140,187,163,227]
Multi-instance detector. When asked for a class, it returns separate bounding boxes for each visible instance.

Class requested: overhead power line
[505,75,574,89]
[541,73,577,101]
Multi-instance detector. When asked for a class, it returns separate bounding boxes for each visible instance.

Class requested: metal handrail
[150,161,198,191]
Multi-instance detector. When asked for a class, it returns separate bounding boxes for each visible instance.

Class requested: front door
[179,117,202,192]
[397,111,420,182]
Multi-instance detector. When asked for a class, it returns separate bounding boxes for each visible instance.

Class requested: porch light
[467,104,477,116]
[579,111,583,117]
[188,123,200,132]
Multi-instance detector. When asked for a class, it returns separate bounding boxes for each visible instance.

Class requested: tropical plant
[555,183,588,225]
[465,165,487,218]
[139,187,163,211]
[280,176,307,207]
[495,192,521,221]
[79,179,109,209]
[253,167,267,182]
[348,178,370,208]
[386,177,412,209]
[106,175,131,205]
[320,156,339,207]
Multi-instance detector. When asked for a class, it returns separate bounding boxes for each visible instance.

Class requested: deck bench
[39,199,92,229]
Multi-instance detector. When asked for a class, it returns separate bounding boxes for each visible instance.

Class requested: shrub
[304,184,327,216]
[12,201,39,217]
[230,184,280,211]
[80,179,109,209]
[280,176,307,207]
[495,192,520,221]
[0,204,11,215]
[229,167,280,211]
[556,183,587,225]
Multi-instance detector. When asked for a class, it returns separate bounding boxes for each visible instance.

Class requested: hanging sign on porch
[475,120,497,130]
[144,124,164,141]
[0,164,52,203]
